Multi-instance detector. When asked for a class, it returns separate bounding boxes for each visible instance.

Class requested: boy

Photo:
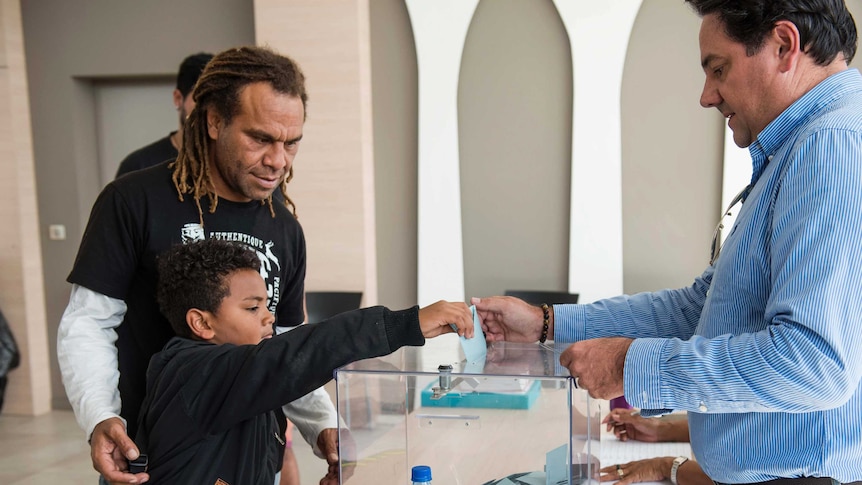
[135,239,473,484]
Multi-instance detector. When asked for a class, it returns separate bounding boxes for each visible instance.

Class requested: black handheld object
[128,454,148,474]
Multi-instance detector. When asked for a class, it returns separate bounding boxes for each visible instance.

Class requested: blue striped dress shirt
[555,68,862,484]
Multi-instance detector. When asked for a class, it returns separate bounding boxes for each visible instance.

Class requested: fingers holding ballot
[471,296,546,343]
[418,300,474,338]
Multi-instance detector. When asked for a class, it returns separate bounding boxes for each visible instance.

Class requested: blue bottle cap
[411,465,432,482]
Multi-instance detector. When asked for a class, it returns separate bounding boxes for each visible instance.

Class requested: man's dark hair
[176,53,214,98]
[172,46,307,224]
[156,238,261,339]
[685,0,857,65]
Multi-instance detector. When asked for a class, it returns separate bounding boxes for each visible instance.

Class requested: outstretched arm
[473,270,711,346]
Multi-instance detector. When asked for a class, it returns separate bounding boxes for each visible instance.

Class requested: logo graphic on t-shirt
[181,223,205,243]
[206,231,282,314]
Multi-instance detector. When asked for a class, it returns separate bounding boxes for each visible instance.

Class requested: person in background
[58,46,350,485]
[600,408,710,485]
[475,1,862,484]
[135,238,472,484]
[114,52,212,179]
[0,308,20,413]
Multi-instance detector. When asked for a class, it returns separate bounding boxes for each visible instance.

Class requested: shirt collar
[748,68,862,185]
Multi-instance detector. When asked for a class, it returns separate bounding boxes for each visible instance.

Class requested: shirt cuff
[624,337,672,416]
[551,304,587,342]
[86,413,126,442]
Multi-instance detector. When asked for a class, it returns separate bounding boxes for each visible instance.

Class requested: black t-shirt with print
[68,161,306,438]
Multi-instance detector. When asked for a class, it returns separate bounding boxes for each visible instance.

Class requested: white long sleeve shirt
[57,284,337,451]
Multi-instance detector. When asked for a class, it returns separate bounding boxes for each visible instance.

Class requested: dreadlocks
[170,45,308,224]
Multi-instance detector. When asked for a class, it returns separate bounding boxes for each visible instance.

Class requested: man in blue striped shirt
[474,1,862,484]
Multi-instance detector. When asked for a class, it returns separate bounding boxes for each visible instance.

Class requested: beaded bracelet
[540,303,550,343]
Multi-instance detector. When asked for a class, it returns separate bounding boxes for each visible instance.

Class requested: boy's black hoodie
[135,306,422,484]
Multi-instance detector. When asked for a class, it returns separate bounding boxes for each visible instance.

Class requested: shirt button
[698,401,708,412]
[767,155,774,161]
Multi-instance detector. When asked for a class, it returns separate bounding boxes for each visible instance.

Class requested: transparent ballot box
[334,341,601,485]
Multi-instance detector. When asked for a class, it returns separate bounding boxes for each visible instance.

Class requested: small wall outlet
[48,224,66,241]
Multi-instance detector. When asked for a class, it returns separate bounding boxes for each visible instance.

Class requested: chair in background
[305,291,368,427]
[504,289,579,305]
[305,291,363,323]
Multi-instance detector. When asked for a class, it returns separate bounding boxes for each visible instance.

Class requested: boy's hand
[418,301,473,338]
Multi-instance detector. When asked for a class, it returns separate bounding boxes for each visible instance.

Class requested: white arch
[406,0,479,305]
[552,0,643,302]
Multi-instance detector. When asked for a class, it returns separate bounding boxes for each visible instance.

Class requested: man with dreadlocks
[58,46,346,485]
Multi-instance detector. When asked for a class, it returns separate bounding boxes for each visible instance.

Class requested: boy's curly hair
[156,238,261,338]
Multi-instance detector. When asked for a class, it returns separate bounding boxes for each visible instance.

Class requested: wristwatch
[670,456,689,485]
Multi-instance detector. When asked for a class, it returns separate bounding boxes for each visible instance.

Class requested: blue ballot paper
[450,305,487,363]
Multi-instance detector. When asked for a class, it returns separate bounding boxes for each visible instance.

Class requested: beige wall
[460,0,573,299]
[6,0,862,414]
[369,0,419,309]
[368,0,725,302]
[621,0,724,294]
[254,0,377,305]
[371,0,862,302]
[0,0,49,415]
[20,0,255,410]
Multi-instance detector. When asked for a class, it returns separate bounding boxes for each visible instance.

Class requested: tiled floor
[0,410,97,485]
[0,409,327,485]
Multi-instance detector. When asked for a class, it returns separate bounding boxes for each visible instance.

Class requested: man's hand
[603,409,690,443]
[417,301,473,338]
[601,457,710,485]
[603,408,661,442]
[599,458,674,485]
[90,417,149,484]
[559,337,633,399]
[471,296,544,342]
[316,428,355,485]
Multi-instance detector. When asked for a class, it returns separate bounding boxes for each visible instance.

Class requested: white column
[356,0,379,305]
[719,127,751,243]
[406,0,479,305]
[552,0,643,302]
